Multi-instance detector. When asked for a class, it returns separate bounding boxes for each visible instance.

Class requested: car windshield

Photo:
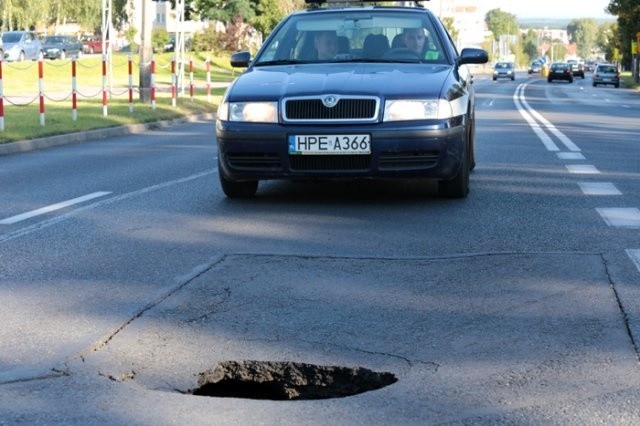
[1,33,22,43]
[495,63,512,69]
[253,10,448,65]
[44,36,65,43]
[598,66,617,73]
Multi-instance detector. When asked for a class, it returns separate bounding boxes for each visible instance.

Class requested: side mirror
[230,51,251,68]
[458,48,488,65]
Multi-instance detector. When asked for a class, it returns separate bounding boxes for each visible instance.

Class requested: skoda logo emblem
[322,95,339,108]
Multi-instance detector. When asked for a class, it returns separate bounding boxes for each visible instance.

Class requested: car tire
[219,166,258,198]
[492,77,496,81]
[548,78,552,83]
[615,83,619,88]
[469,115,476,172]
[593,82,597,87]
[438,132,470,198]
[569,78,573,83]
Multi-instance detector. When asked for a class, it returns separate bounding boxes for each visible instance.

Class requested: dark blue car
[216,0,488,198]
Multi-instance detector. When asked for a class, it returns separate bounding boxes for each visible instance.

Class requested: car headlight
[383,99,453,121]
[217,101,278,123]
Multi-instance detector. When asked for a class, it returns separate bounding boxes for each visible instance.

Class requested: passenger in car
[401,28,426,57]
[314,31,339,60]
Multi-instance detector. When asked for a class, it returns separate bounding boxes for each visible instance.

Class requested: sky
[478,0,613,19]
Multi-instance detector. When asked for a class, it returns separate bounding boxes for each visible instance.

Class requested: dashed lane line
[566,164,600,174]
[557,152,586,160]
[627,250,640,273]
[578,182,622,196]
[596,208,640,229]
[0,192,112,225]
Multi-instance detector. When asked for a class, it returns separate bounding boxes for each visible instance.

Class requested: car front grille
[289,155,371,171]
[283,96,379,122]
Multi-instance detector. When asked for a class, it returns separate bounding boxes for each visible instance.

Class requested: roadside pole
[139,0,154,102]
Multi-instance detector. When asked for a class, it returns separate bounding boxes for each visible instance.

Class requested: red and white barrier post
[72,56,78,121]
[128,54,133,113]
[0,58,4,131]
[102,54,108,116]
[206,57,211,103]
[171,56,176,107]
[189,56,194,102]
[38,53,45,126]
[151,55,156,110]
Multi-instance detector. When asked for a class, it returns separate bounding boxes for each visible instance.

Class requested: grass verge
[0,52,233,144]
[621,71,640,91]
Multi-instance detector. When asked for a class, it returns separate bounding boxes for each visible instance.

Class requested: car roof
[298,0,430,14]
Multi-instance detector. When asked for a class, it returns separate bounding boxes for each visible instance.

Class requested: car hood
[227,63,452,101]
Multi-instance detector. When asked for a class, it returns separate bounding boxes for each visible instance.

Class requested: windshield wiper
[254,59,309,66]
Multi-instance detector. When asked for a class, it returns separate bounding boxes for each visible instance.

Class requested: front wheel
[438,135,470,198]
[219,166,258,198]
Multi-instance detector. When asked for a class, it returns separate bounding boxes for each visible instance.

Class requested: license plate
[288,134,371,155]
[603,78,611,82]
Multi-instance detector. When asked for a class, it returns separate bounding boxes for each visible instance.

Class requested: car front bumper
[216,117,468,182]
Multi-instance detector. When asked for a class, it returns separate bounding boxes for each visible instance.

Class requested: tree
[1,0,48,31]
[607,0,640,68]
[521,29,539,60]
[567,18,598,58]
[441,17,459,43]
[597,21,619,61]
[251,0,304,37]
[485,8,518,41]
[193,0,255,23]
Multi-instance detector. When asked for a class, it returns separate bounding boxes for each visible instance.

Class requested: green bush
[152,28,171,53]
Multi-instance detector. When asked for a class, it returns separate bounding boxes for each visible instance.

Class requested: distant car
[493,62,515,81]
[584,61,596,72]
[2,31,42,62]
[547,62,573,83]
[216,0,489,198]
[81,36,108,54]
[567,59,584,79]
[592,63,620,88]
[528,61,542,74]
[42,35,83,60]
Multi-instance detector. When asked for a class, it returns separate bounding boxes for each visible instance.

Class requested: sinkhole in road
[190,360,397,400]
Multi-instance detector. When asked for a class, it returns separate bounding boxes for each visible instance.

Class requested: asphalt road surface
[1,71,640,424]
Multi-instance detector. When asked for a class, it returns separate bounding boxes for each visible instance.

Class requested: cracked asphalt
[3,252,638,424]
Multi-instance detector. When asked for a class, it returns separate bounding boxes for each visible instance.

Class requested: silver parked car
[592,63,620,88]
[2,31,42,62]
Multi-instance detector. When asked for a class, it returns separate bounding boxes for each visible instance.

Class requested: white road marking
[513,84,559,151]
[557,152,585,160]
[627,249,640,273]
[0,192,112,225]
[597,208,640,228]
[0,170,214,244]
[517,87,580,152]
[566,165,600,174]
[578,182,622,196]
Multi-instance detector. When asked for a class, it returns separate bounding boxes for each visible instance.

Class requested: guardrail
[0,53,219,131]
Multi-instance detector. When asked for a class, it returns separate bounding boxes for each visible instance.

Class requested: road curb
[0,112,217,156]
